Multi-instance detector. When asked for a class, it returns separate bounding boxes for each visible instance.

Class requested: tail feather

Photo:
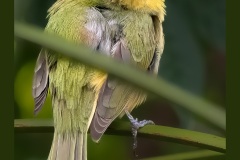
[48,132,87,160]
[90,112,113,142]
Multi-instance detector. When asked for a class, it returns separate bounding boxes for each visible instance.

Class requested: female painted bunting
[32,0,166,159]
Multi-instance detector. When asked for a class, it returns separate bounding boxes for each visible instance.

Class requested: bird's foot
[125,110,155,157]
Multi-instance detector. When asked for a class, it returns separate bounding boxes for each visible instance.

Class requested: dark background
[14,0,225,159]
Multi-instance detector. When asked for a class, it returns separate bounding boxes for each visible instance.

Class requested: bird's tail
[48,131,87,160]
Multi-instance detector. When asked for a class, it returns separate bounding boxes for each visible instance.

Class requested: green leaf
[14,22,225,130]
[14,119,226,153]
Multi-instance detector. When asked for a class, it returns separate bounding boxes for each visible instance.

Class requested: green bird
[32,0,166,159]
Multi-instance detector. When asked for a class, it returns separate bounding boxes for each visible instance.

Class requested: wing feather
[90,13,164,142]
[32,49,49,115]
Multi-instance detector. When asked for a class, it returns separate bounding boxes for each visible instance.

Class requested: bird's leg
[125,110,155,157]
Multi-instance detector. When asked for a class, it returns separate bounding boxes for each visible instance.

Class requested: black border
[8,0,235,160]
[226,0,240,160]
[0,0,14,160]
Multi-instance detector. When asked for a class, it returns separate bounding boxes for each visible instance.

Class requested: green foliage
[14,119,226,153]
[15,22,226,131]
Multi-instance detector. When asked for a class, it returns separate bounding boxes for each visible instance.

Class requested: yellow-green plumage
[32,0,165,160]
[45,3,108,159]
[48,59,103,159]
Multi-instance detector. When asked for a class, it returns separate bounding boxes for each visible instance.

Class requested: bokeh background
[14,0,225,159]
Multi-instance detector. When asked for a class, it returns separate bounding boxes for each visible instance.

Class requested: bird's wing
[90,12,164,142]
[32,6,112,115]
[32,49,49,115]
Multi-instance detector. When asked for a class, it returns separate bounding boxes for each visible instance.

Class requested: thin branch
[14,119,226,153]
[14,22,225,131]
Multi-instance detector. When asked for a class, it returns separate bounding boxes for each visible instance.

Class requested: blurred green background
[14,0,225,159]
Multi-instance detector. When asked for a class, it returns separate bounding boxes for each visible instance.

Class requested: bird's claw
[125,110,155,158]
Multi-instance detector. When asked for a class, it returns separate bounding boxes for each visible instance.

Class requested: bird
[32,0,166,159]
